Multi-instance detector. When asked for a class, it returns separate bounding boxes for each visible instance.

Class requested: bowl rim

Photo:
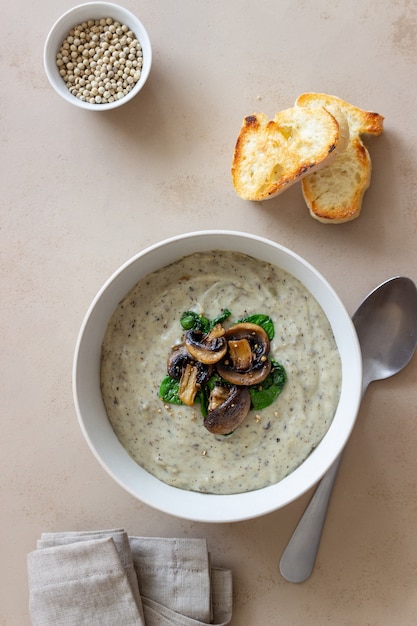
[73,229,363,522]
[43,1,152,111]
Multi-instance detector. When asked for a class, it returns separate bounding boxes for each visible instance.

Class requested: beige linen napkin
[129,536,232,625]
[27,529,232,626]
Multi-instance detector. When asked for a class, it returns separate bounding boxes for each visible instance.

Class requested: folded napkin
[27,529,232,626]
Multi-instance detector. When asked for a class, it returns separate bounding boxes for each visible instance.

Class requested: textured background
[2,1,417,624]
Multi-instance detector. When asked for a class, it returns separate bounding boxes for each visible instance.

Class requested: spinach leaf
[180,311,210,333]
[249,360,286,411]
[207,372,226,390]
[195,386,209,417]
[239,314,275,340]
[211,308,232,328]
[159,376,183,404]
[180,309,232,333]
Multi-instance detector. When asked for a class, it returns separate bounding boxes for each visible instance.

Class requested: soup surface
[100,250,341,494]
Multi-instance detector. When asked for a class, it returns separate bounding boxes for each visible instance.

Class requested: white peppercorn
[56,17,143,104]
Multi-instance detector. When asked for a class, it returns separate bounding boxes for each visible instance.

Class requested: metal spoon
[279,276,417,584]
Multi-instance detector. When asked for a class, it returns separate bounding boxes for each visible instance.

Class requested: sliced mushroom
[167,344,212,407]
[178,362,199,406]
[204,385,251,435]
[216,322,271,385]
[217,358,271,386]
[168,344,212,383]
[185,323,227,364]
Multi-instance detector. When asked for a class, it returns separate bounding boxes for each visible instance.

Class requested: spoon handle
[279,453,343,583]
[279,373,370,582]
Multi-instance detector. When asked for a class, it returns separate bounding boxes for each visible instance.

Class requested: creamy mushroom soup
[100,250,341,495]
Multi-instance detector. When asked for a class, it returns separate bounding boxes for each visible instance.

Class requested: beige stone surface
[2,1,417,624]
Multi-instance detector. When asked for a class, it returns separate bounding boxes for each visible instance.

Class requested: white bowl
[73,231,362,522]
[44,2,152,110]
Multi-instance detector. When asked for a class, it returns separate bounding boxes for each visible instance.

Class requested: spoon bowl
[280,276,417,583]
[353,277,417,392]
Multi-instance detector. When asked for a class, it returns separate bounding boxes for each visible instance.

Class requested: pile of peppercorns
[56,17,143,104]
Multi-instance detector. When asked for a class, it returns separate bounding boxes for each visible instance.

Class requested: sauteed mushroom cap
[204,385,251,435]
[167,344,191,379]
[167,344,213,384]
[217,359,272,386]
[185,323,227,364]
[216,322,271,385]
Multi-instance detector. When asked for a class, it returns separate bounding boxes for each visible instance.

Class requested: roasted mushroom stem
[185,323,227,364]
[204,385,251,435]
[227,338,253,370]
[178,362,199,406]
[168,344,213,406]
[208,384,231,412]
[225,322,270,360]
[217,322,271,385]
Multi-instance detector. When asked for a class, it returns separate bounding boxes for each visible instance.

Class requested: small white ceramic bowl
[44,2,152,110]
[73,231,362,522]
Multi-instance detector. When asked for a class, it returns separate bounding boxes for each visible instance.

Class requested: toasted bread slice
[296,93,384,223]
[231,106,349,201]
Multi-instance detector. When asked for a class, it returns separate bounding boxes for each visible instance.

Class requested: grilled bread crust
[296,93,384,223]
[231,106,349,201]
